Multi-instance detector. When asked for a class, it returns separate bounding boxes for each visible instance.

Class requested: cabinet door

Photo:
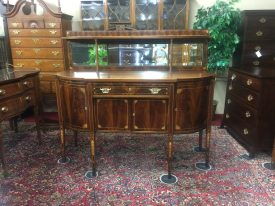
[94,99,129,130]
[132,99,168,131]
[174,81,210,132]
[61,84,88,129]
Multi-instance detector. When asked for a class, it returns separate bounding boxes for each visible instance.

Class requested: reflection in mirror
[69,42,204,68]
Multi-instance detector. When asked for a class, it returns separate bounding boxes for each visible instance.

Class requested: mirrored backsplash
[69,42,204,68]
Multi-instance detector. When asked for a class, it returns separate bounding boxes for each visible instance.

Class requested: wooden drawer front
[242,56,275,67]
[10,38,62,48]
[224,95,257,125]
[0,82,22,99]
[94,85,169,95]
[21,90,36,108]
[13,59,64,72]
[246,15,275,29]
[45,22,61,29]
[245,28,275,40]
[22,19,45,29]
[227,84,259,109]
[228,70,261,91]
[243,42,275,58]
[8,21,23,29]
[12,48,63,59]
[0,98,20,120]
[9,29,61,37]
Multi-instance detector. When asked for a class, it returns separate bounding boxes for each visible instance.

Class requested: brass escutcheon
[14,40,21,45]
[16,50,22,55]
[247,95,254,102]
[49,30,57,35]
[259,17,266,23]
[0,89,6,95]
[245,111,251,118]
[149,88,162,94]
[1,106,8,113]
[48,23,57,28]
[246,79,253,86]
[100,88,111,94]
[256,31,263,36]
[243,128,249,135]
[12,30,20,35]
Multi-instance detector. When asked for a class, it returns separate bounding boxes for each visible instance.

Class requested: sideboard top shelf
[64,30,210,40]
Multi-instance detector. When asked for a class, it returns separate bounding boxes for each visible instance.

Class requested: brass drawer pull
[259,17,266,23]
[254,46,261,51]
[31,30,39,34]
[52,51,60,56]
[227,99,231,104]
[100,88,111,94]
[256,31,263,37]
[14,40,21,45]
[243,128,249,135]
[48,23,57,28]
[149,88,162,94]
[15,63,24,68]
[35,60,42,65]
[273,57,275,61]
[231,73,236,80]
[228,85,233,90]
[247,95,254,102]
[23,81,31,87]
[245,111,251,118]
[246,79,253,86]
[1,106,9,113]
[0,89,6,96]
[50,40,59,45]
[225,113,230,119]
[25,96,32,102]
[32,38,40,44]
[16,50,23,56]
[253,61,260,66]
[52,63,61,68]
[34,48,41,53]
[49,30,57,35]
[12,30,20,35]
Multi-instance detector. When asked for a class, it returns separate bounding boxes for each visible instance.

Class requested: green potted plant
[87,45,108,66]
[193,0,241,75]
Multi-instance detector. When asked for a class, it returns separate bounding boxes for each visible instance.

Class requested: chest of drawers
[5,0,72,110]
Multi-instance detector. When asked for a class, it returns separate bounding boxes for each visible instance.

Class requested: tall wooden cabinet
[223,10,275,157]
[5,0,72,110]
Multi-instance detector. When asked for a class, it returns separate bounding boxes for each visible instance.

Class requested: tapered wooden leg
[13,118,18,133]
[73,130,78,147]
[9,119,14,131]
[0,127,6,175]
[34,106,41,145]
[263,137,275,170]
[193,129,207,152]
[57,127,70,164]
[85,133,97,178]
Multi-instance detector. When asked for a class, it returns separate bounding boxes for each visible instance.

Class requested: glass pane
[81,0,105,30]
[172,43,203,67]
[108,0,131,27]
[163,0,187,30]
[69,42,204,68]
[135,0,158,30]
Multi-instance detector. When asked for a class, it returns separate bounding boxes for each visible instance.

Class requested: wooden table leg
[0,127,6,175]
[57,126,70,164]
[73,130,78,147]
[263,137,275,170]
[85,133,97,178]
[34,106,41,145]
[193,129,207,152]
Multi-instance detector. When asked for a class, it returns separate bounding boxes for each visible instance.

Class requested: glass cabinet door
[135,0,158,30]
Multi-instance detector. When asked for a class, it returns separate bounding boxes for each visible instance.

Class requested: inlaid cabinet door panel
[95,99,129,130]
[132,99,168,131]
[175,82,209,131]
[61,85,88,129]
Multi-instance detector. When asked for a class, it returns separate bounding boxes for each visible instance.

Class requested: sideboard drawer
[0,82,22,99]
[21,90,36,108]
[9,29,61,37]
[0,98,20,120]
[21,77,35,90]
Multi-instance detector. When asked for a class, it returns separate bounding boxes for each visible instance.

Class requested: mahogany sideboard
[0,68,41,174]
[56,70,215,182]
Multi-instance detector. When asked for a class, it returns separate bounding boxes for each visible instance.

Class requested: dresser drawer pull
[49,30,57,35]
[259,17,266,23]
[227,99,231,104]
[25,96,32,102]
[0,89,6,96]
[228,85,233,90]
[12,23,20,28]
[50,40,59,45]
[256,31,263,37]
[273,57,275,61]
[254,46,261,51]
[35,60,42,65]
[243,129,249,135]
[52,51,60,56]
[23,81,31,87]
[14,40,21,45]
[246,79,253,86]
[48,23,57,28]
[245,111,251,118]
[34,48,41,53]
[253,61,260,66]
[149,88,162,94]
[247,95,254,102]
[31,29,39,34]
[231,73,236,80]
[32,38,40,44]
[52,64,61,68]
[225,113,230,119]
[12,30,20,35]
[1,106,8,113]
[16,50,22,56]
[100,88,111,94]
[15,63,24,68]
